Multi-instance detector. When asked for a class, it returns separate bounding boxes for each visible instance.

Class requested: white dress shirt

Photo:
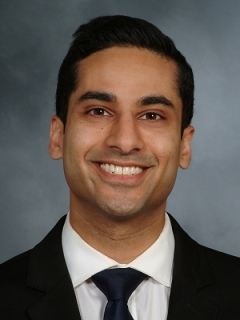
[62,212,175,320]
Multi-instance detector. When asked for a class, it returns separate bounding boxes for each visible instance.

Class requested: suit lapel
[26,216,81,320]
[167,214,218,320]
[28,274,81,320]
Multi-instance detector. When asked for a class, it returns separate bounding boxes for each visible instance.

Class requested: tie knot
[91,268,146,302]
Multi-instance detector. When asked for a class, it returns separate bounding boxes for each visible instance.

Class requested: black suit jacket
[1,214,240,319]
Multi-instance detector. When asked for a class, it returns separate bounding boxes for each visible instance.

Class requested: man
[1,15,240,320]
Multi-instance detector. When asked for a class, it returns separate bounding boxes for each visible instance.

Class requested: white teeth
[130,166,136,175]
[135,167,141,174]
[109,164,115,173]
[100,163,143,175]
[123,167,130,175]
[115,166,123,175]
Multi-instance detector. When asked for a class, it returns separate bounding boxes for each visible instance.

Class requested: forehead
[73,47,181,108]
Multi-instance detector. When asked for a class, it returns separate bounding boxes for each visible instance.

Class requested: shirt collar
[62,212,174,288]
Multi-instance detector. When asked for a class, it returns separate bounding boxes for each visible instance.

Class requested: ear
[179,125,195,169]
[48,116,64,160]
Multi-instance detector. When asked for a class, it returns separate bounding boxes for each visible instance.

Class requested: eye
[88,108,110,116]
[140,112,162,120]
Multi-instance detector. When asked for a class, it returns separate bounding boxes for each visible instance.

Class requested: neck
[69,200,166,264]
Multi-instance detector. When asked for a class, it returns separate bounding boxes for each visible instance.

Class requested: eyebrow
[77,91,117,103]
[139,95,174,108]
[77,91,174,109]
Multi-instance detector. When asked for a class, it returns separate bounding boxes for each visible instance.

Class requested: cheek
[66,121,93,145]
[63,123,108,163]
[152,135,181,164]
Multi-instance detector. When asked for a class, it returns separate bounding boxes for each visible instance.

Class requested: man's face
[49,47,194,220]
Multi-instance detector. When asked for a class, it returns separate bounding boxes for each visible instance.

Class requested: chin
[97,199,144,220]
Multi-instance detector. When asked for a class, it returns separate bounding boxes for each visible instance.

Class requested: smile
[100,163,143,175]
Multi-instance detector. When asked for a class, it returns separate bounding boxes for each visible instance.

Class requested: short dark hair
[56,15,194,133]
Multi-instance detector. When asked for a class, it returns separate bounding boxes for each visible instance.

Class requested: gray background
[0,0,239,263]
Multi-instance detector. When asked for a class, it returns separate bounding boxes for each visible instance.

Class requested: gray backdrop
[0,0,239,263]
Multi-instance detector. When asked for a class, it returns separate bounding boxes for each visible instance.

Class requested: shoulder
[0,216,67,318]
[202,245,240,285]
[169,213,240,316]
[0,249,32,278]
[199,246,240,317]
[0,249,44,319]
[170,212,240,280]
[0,248,37,295]
[0,249,35,296]
[0,215,66,284]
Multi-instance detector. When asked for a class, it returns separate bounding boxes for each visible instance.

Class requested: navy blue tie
[91,268,147,320]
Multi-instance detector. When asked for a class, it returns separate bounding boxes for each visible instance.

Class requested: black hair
[56,15,194,133]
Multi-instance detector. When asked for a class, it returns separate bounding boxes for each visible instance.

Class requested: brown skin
[49,47,194,263]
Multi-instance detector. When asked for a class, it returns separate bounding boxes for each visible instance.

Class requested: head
[56,15,194,134]
[49,16,195,224]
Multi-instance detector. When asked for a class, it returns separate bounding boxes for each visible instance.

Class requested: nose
[105,113,144,154]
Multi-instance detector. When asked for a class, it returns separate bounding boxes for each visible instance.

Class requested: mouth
[99,163,143,175]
